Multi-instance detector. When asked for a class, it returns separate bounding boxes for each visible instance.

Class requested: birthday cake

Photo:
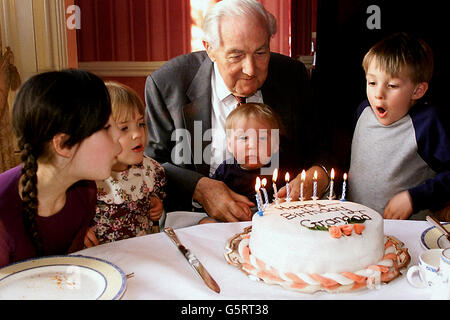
[225,200,410,293]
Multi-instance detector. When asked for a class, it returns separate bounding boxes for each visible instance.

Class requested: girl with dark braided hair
[0,69,121,267]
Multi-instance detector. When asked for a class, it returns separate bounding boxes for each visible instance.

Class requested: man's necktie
[233,95,246,108]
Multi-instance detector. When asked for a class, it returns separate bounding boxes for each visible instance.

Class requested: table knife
[164,227,220,293]
[426,215,450,241]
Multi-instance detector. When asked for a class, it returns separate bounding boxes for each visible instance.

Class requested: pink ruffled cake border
[224,226,411,293]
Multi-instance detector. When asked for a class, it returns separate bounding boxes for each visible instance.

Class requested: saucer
[421,223,450,249]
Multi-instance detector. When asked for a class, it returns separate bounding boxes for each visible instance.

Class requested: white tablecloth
[76,220,435,300]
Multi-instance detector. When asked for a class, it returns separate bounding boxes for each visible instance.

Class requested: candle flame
[313,170,318,180]
[343,173,347,180]
[285,172,290,182]
[272,168,278,182]
[301,170,306,181]
[255,177,261,191]
[331,168,335,180]
[261,178,267,187]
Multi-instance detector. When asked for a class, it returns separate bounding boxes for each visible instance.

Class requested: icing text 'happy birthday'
[276,203,371,229]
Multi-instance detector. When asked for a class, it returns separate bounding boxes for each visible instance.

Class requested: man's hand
[193,177,254,222]
[277,166,329,201]
[383,191,413,220]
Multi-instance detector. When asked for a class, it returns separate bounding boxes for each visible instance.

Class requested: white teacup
[407,249,442,288]
[430,247,450,299]
[440,247,450,279]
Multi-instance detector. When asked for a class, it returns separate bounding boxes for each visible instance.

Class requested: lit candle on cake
[272,168,279,204]
[328,168,335,200]
[312,170,318,201]
[340,173,347,201]
[299,170,305,201]
[285,172,291,202]
[255,177,264,216]
[261,178,270,208]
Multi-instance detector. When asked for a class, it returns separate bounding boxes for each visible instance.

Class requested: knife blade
[164,227,220,293]
[426,215,450,241]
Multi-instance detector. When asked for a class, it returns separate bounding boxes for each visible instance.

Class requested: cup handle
[407,266,427,288]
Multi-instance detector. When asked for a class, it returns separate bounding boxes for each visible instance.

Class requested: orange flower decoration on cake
[329,224,366,238]
[353,224,365,234]
[340,225,353,236]
[329,226,342,238]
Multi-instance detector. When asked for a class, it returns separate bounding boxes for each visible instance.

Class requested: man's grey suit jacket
[145,51,317,211]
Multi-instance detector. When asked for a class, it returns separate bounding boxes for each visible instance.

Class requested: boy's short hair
[105,81,145,121]
[225,103,283,133]
[362,32,433,84]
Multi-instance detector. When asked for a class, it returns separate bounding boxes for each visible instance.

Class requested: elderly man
[145,0,330,223]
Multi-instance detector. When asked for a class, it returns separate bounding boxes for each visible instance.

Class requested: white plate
[0,255,126,300]
[421,223,450,249]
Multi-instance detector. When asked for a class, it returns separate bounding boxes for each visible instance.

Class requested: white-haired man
[145,0,330,223]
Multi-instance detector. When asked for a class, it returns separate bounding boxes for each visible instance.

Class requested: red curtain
[259,0,291,56]
[76,0,299,60]
[291,0,315,58]
[74,0,299,100]
[76,0,191,62]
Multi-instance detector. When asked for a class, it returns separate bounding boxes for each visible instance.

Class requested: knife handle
[164,227,189,256]
[164,227,182,246]
[426,215,450,238]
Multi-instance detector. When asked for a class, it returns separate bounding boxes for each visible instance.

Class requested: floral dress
[92,156,166,244]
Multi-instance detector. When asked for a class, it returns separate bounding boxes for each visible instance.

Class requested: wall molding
[78,61,166,77]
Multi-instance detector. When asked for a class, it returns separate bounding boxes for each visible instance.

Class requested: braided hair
[11,69,111,256]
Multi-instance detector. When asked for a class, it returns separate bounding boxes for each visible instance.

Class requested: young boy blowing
[348,32,450,220]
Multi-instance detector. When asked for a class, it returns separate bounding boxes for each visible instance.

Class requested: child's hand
[383,191,413,219]
[84,227,100,248]
[149,196,163,221]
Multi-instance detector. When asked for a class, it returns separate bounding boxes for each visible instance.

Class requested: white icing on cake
[248,200,385,275]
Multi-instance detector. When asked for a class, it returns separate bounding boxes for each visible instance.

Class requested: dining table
[75,219,439,300]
